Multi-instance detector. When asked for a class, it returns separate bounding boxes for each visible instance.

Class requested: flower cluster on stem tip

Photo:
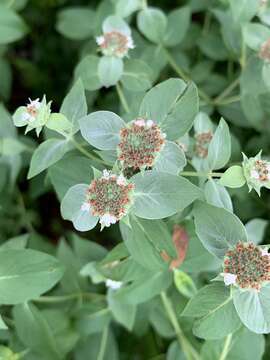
[242,152,270,194]
[81,170,134,229]
[117,119,166,170]
[194,131,213,158]
[223,242,270,290]
[12,96,51,136]
[259,38,270,61]
[96,31,134,58]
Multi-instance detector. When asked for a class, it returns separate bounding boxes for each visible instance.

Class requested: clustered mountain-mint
[117,119,166,170]
[223,242,270,290]
[84,171,134,228]
[96,31,134,58]
[194,131,213,158]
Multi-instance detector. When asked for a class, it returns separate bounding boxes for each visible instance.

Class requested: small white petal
[100,213,117,227]
[96,36,105,46]
[223,273,237,286]
[127,35,135,49]
[117,174,127,186]
[81,202,91,212]
[146,120,154,128]
[261,248,269,256]
[22,112,31,121]
[102,169,111,179]
[105,279,123,290]
[250,169,260,179]
[134,119,145,127]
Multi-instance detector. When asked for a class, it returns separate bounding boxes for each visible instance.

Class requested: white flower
[102,169,111,179]
[105,279,123,290]
[261,248,269,256]
[27,98,41,109]
[146,120,154,128]
[117,174,127,186]
[250,169,260,180]
[100,213,117,227]
[96,36,105,46]
[127,35,135,49]
[81,202,91,212]
[162,132,167,139]
[223,273,237,286]
[134,119,145,127]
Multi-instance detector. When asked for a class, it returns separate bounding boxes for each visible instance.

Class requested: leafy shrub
[1,0,270,359]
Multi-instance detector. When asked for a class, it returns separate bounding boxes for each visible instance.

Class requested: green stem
[97,326,109,360]
[16,188,35,233]
[240,41,246,68]
[217,95,241,106]
[219,334,232,360]
[163,48,212,104]
[34,292,104,303]
[161,292,200,360]
[180,171,222,178]
[116,83,130,113]
[214,77,240,104]
[71,139,109,166]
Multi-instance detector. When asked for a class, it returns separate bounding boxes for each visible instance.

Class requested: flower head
[223,242,270,290]
[96,31,134,58]
[83,171,134,229]
[259,38,270,61]
[12,96,51,136]
[194,131,213,158]
[242,152,270,194]
[117,119,166,170]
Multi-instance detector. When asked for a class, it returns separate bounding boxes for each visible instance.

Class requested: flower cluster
[96,31,134,58]
[242,152,270,194]
[223,242,270,290]
[117,119,166,170]
[81,170,134,229]
[259,38,270,61]
[12,96,51,136]
[194,131,213,158]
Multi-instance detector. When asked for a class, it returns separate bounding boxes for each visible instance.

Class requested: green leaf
[137,7,167,44]
[163,6,191,47]
[46,113,72,137]
[0,315,7,330]
[0,249,64,304]
[115,0,142,17]
[0,233,28,250]
[56,7,95,40]
[0,5,27,44]
[108,290,137,331]
[139,78,199,140]
[174,269,197,298]
[233,283,270,333]
[76,305,111,335]
[75,55,102,91]
[13,303,62,360]
[219,165,246,188]
[132,171,202,219]
[121,59,152,92]
[103,15,131,35]
[114,271,172,305]
[182,282,241,339]
[229,0,260,23]
[60,78,87,133]
[61,184,98,231]
[193,201,247,258]
[204,179,233,212]
[98,56,123,88]
[207,118,231,170]
[154,141,186,175]
[28,139,69,179]
[49,155,93,200]
[79,110,124,150]
[245,218,268,245]
[0,137,27,156]
[243,23,270,51]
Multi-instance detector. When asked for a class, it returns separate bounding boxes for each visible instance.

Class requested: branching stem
[116,83,130,113]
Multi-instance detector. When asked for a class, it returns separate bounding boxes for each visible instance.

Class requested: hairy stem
[163,48,212,104]
[214,77,240,104]
[116,83,130,113]
[97,326,109,360]
[160,291,200,360]
[71,139,109,166]
[219,334,232,360]
[180,171,223,178]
